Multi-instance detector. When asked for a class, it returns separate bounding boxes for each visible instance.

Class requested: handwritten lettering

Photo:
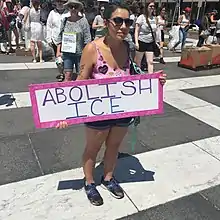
[42,89,56,106]
[40,78,155,120]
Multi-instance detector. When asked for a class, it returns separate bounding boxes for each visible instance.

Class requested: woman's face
[100,7,104,15]
[56,0,65,10]
[147,3,155,15]
[160,8,166,16]
[107,8,132,41]
[68,3,80,15]
[33,2,40,10]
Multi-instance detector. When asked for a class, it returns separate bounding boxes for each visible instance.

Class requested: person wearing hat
[55,0,91,81]
[172,7,191,52]
[46,0,69,81]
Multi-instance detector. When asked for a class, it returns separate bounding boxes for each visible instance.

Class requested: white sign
[61,32,76,53]
[29,73,164,128]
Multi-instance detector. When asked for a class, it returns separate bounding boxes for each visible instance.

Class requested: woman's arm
[134,23,140,46]
[177,15,183,25]
[77,43,96,80]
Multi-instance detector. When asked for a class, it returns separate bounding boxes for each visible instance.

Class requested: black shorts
[85,117,133,130]
[136,40,154,52]
[161,30,165,42]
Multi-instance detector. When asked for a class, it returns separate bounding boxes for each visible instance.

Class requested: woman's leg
[173,28,183,51]
[145,51,154,73]
[134,51,144,67]
[30,40,36,61]
[103,126,128,181]
[197,35,205,47]
[181,29,187,50]
[36,41,43,62]
[83,127,109,184]
[13,27,19,49]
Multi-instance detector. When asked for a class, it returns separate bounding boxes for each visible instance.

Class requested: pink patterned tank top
[91,42,130,79]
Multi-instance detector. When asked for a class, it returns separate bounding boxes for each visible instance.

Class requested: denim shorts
[63,52,81,73]
[85,117,133,130]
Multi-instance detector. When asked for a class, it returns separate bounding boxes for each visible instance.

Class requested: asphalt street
[0,46,220,220]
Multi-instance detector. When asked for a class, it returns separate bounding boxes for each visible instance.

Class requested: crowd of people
[1,0,220,79]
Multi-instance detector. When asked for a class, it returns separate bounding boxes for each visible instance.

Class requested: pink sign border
[29,71,164,128]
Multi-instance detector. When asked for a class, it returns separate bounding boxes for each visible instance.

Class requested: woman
[172,7,191,52]
[46,0,69,81]
[134,0,157,73]
[4,0,19,53]
[0,0,9,51]
[19,0,31,51]
[197,12,210,47]
[209,9,217,37]
[57,3,166,206]
[92,6,106,39]
[29,0,44,63]
[156,6,166,64]
[56,0,91,81]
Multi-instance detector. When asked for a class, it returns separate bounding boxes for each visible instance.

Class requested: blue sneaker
[84,183,103,206]
[101,177,124,199]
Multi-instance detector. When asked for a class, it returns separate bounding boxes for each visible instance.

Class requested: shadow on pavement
[57,152,155,191]
[0,94,15,106]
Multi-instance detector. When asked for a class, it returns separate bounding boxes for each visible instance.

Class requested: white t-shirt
[93,15,104,32]
[157,15,165,31]
[136,14,157,43]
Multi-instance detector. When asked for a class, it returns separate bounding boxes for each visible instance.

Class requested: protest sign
[29,71,164,128]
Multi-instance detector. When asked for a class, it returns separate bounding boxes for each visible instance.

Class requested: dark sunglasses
[110,17,133,27]
[68,4,79,9]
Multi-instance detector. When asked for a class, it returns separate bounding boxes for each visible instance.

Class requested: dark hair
[103,3,129,20]
[145,0,155,18]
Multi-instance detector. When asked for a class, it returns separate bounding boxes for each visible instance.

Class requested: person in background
[46,0,68,81]
[56,0,91,81]
[135,0,157,73]
[29,0,44,63]
[196,12,210,47]
[156,6,166,64]
[85,4,96,39]
[4,0,19,52]
[19,0,31,51]
[172,7,191,52]
[92,6,106,39]
[209,9,217,37]
[0,0,9,53]
[40,1,51,39]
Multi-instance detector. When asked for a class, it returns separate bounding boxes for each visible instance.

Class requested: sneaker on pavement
[84,183,103,206]
[33,59,37,63]
[101,176,124,199]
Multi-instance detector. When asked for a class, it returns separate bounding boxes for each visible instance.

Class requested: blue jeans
[174,27,187,50]
[63,52,81,73]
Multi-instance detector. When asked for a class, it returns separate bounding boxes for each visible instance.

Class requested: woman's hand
[159,73,167,86]
[56,121,68,129]
[135,43,139,50]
